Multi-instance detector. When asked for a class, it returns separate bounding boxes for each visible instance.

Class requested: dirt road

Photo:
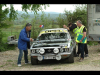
[0,44,100,71]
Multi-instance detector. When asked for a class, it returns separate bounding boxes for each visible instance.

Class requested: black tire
[31,56,38,65]
[66,51,74,63]
[73,46,77,57]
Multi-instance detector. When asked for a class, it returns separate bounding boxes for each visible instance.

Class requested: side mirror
[71,36,74,39]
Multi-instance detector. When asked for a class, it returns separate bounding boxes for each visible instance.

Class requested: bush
[0,42,16,52]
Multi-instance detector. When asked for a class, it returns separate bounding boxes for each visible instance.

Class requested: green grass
[2,25,23,43]
[53,67,61,70]
[87,41,99,46]
[0,65,4,67]
[7,60,13,62]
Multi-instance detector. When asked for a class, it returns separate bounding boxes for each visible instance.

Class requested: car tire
[73,46,77,57]
[31,56,38,65]
[66,51,74,63]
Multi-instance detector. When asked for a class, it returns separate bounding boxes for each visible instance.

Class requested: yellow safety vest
[76,25,87,44]
[73,23,79,35]
[72,23,79,41]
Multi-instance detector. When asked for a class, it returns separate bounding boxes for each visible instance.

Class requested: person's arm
[63,24,77,31]
[80,32,86,41]
[20,31,30,42]
[63,25,70,30]
[80,27,86,42]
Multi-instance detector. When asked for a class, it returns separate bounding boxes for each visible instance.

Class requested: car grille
[44,49,54,53]
[44,48,61,53]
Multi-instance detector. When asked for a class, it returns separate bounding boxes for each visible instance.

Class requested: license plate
[43,56,55,59]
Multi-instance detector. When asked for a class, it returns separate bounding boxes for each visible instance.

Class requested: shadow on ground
[33,59,73,66]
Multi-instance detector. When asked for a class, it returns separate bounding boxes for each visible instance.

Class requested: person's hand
[30,38,33,42]
[79,40,82,42]
[63,25,67,28]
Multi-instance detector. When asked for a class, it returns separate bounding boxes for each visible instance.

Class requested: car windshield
[37,33,69,40]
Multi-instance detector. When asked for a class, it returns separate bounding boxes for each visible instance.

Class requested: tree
[56,13,67,28]
[21,4,49,14]
[64,4,87,26]
[0,4,49,51]
[30,11,53,39]
[31,13,40,38]
[21,13,30,25]
[40,11,52,28]
[0,4,49,34]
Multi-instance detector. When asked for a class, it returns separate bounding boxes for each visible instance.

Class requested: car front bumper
[30,52,71,61]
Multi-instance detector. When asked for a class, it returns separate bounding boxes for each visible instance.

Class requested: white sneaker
[18,64,21,67]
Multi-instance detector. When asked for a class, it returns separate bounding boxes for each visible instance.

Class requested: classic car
[30,28,76,65]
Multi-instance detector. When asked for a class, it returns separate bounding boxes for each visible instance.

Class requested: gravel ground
[0,44,100,71]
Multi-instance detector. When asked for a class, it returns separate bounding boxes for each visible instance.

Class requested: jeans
[84,44,88,54]
[78,43,85,59]
[17,49,28,64]
[77,44,88,55]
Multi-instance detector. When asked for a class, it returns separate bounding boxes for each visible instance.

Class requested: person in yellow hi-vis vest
[76,20,87,61]
[63,22,88,57]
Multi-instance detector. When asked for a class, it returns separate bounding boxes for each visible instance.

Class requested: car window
[37,33,69,40]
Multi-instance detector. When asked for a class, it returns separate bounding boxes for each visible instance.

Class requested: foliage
[21,13,30,25]
[64,4,87,26]
[21,13,30,28]
[21,4,49,14]
[0,42,16,52]
[0,4,49,51]
[87,41,99,46]
[13,11,60,25]
[30,11,54,39]
[56,13,67,28]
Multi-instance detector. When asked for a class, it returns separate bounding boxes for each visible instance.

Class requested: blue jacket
[18,27,31,50]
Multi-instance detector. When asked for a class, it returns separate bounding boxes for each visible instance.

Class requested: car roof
[42,28,68,31]
[39,28,69,34]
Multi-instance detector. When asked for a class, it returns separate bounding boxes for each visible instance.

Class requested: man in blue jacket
[17,23,33,67]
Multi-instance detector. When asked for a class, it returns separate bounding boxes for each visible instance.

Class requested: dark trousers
[17,49,28,64]
[77,43,88,55]
[77,43,85,58]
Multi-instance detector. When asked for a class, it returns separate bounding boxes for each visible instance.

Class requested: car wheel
[65,51,74,63]
[73,46,77,57]
[31,56,38,65]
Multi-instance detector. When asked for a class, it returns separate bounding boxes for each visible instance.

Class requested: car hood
[32,41,70,48]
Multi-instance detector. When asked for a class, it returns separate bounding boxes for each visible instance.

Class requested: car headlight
[53,48,59,53]
[31,50,35,53]
[60,48,64,52]
[39,48,45,54]
[65,48,69,52]
[36,49,40,53]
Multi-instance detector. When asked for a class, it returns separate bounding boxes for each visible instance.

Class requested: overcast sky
[2,4,76,13]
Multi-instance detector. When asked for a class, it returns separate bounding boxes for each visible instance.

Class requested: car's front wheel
[73,46,77,57]
[65,51,74,63]
[31,56,38,65]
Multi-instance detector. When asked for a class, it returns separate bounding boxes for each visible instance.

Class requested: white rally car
[30,28,76,65]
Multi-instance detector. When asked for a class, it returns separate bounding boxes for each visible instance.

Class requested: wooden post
[11,28,12,36]
[33,24,34,38]
[52,20,54,28]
